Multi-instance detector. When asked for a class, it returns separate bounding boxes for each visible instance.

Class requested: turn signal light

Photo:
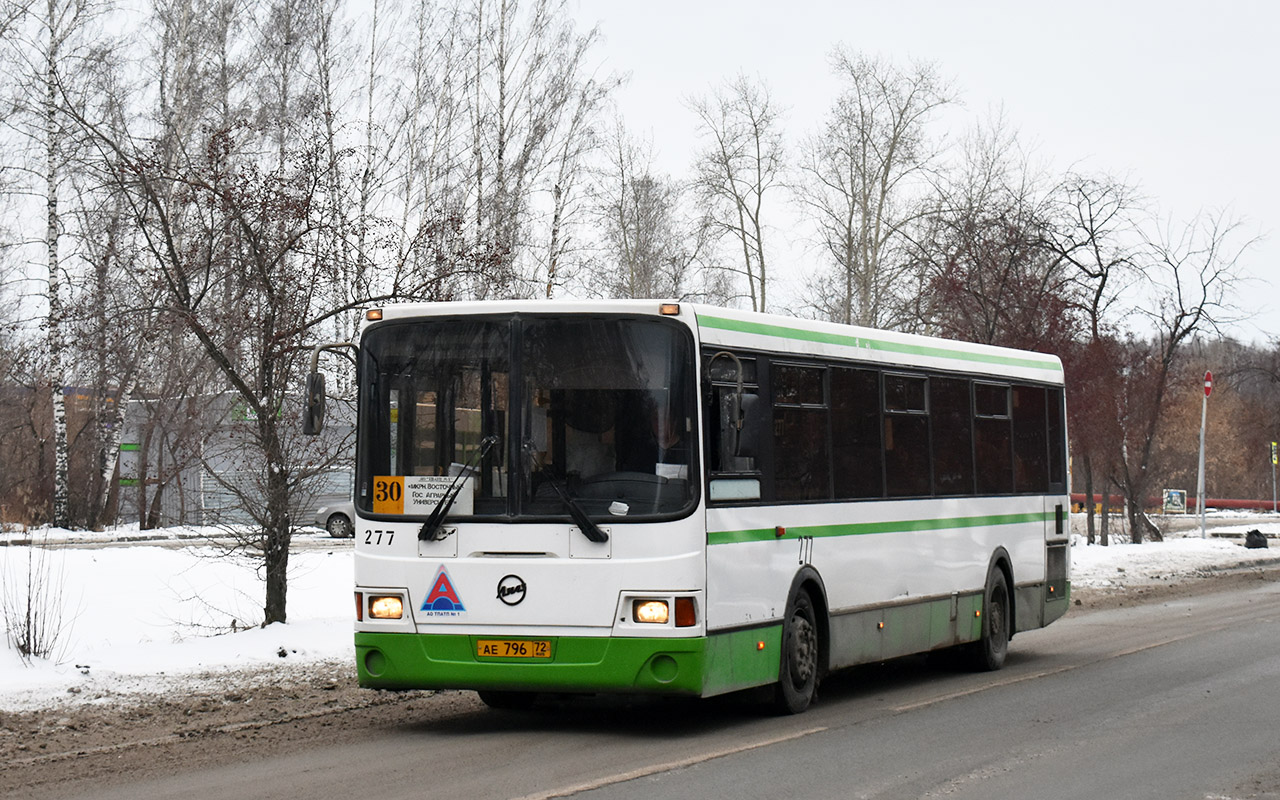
[369,595,404,619]
[355,591,363,622]
[634,600,669,624]
[675,597,697,627]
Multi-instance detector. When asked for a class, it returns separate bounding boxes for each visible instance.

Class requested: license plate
[476,639,552,659]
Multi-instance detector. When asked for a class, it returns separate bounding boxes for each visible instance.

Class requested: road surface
[11,572,1280,800]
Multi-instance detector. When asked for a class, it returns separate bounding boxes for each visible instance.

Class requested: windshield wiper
[419,435,500,542]
[521,440,608,543]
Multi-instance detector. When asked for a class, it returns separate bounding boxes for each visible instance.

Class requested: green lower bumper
[355,626,783,697]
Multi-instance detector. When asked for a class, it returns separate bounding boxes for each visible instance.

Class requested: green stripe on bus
[119,443,141,451]
[708,511,1054,546]
[697,315,1062,372]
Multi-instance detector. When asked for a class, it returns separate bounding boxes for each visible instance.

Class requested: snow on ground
[2,516,1280,712]
[1,524,352,711]
[1071,528,1280,588]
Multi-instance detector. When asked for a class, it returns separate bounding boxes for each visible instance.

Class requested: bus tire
[477,690,537,710]
[773,587,819,714]
[966,567,1010,671]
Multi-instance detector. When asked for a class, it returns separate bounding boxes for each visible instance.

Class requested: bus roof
[690,304,1063,384]
[365,300,1064,385]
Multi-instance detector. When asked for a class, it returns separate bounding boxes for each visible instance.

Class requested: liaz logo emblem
[497,574,527,606]
[421,567,466,617]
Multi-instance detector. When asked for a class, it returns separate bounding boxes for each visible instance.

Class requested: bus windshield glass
[357,316,697,521]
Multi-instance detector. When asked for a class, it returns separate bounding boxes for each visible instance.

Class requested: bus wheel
[967,568,1010,671]
[477,690,538,710]
[773,588,819,714]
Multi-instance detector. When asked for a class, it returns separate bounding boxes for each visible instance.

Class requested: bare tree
[797,50,951,328]
[462,0,608,299]
[913,116,1079,351]
[586,122,712,300]
[533,59,615,299]
[1111,210,1254,543]
[0,0,116,526]
[1051,174,1141,543]
[690,73,783,311]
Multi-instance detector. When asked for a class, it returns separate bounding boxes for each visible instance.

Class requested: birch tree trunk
[43,6,69,527]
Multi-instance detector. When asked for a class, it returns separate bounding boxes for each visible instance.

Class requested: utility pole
[1197,371,1212,538]
[1271,441,1277,514]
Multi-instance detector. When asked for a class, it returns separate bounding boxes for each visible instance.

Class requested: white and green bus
[305,300,1070,713]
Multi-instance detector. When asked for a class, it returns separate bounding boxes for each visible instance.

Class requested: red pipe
[1070,493,1277,512]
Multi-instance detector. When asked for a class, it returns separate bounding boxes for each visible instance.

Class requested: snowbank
[1072,530,1280,588]
[1,534,351,711]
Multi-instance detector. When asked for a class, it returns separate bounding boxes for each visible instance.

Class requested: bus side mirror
[303,372,326,435]
[736,393,761,459]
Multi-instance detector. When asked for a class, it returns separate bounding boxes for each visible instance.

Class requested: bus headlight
[369,595,404,619]
[633,600,669,624]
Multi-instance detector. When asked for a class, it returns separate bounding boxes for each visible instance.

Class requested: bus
[303,300,1070,713]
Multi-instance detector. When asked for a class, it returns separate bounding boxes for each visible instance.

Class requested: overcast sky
[572,0,1279,342]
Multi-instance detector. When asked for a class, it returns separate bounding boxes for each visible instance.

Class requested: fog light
[633,600,669,624]
[370,595,404,619]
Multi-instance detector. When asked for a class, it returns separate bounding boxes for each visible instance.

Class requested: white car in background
[314,501,356,538]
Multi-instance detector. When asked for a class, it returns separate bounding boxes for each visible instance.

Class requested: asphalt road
[79,576,1280,800]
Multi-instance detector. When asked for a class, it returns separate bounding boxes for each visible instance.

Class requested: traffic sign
[1204,371,1213,397]
[1272,441,1277,466]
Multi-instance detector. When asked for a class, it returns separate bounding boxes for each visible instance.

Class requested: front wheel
[966,568,1010,671]
[773,588,819,714]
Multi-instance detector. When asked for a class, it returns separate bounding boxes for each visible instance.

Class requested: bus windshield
[357,315,697,521]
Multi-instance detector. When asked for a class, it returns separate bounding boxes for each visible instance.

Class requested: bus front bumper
[355,627,782,697]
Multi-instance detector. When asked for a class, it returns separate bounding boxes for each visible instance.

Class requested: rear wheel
[773,588,819,714]
[967,568,1010,671]
[477,690,538,710]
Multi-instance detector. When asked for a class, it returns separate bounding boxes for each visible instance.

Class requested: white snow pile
[2,517,1279,712]
[1071,527,1280,588]
[1,524,352,711]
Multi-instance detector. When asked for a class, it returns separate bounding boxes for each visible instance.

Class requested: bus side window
[712,385,760,472]
[705,351,762,502]
[974,383,1013,494]
[1046,388,1066,490]
[773,363,830,501]
[1012,385,1049,493]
